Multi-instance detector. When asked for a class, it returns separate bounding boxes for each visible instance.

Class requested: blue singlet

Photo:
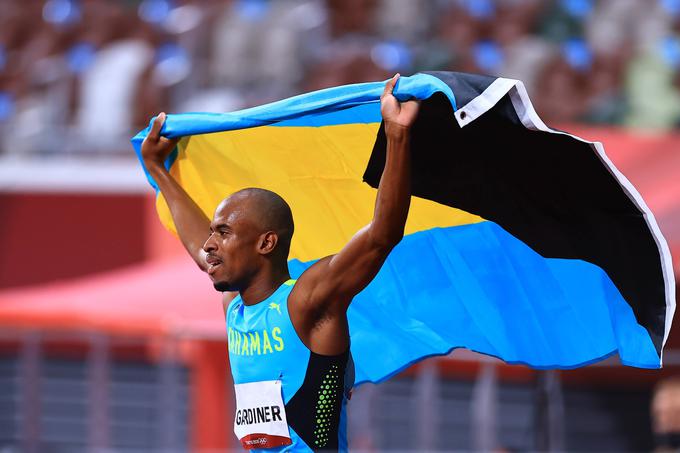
[227,279,353,452]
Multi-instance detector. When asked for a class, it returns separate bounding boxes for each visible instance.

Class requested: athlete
[141,74,419,451]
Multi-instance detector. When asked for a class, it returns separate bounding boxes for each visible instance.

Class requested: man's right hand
[139,112,212,272]
[141,112,180,170]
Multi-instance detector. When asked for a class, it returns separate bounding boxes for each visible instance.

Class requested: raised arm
[294,74,419,317]
[141,113,211,271]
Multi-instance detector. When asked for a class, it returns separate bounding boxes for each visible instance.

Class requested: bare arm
[141,113,211,270]
[294,74,419,318]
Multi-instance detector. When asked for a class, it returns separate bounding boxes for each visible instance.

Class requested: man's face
[203,197,262,292]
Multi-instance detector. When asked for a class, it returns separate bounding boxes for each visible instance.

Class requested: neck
[239,265,291,306]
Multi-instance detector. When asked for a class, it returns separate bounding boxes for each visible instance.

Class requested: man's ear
[258,231,279,255]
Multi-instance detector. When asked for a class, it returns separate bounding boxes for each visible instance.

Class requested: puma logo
[268,302,282,315]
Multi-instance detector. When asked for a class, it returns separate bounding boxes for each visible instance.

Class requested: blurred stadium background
[0,0,679,451]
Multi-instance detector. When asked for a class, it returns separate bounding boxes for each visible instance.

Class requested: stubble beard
[213,280,233,292]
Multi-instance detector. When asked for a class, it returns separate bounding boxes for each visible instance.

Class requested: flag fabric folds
[132,71,675,384]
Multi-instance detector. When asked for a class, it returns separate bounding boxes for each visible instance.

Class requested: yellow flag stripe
[156,123,483,262]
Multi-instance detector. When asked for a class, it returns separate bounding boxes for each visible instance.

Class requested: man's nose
[203,233,217,252]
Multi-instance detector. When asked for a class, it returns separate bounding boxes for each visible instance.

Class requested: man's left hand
[380,73,420,134]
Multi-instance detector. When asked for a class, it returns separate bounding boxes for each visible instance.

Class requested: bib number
[234,380,292,449]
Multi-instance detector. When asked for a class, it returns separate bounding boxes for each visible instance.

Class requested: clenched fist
[380,74,420,136]
[141,112,180,169]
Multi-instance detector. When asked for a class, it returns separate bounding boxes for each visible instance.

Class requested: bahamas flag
[132,72,675,384]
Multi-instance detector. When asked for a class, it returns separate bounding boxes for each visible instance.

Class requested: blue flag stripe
[290,221,660,385]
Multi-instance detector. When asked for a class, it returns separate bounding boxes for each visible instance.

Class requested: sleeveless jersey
[226,279,354,452]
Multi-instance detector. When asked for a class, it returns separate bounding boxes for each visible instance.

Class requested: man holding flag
[141,74,419,451]
[135,69,674,451]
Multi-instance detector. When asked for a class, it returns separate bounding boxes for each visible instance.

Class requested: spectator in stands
[538,0,591,43]
[3,0,680,156]
[0,2,76,155]
[623,0,680,131]
[427,1,484,72]
[491,0,551,95]
[303,0,416,96]
[71,4,162,152]
[625,35,680,131]
[652,376,680,452]
[581,50,628,124]
[303,44,392,92]
[533,51,589,125]
[374,0,433,45]
[210,0,327,107]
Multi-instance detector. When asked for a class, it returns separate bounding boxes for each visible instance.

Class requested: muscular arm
[291,75,419,353]
[331,123,411,285]
[301,125,411,305]
[141,113,211,270]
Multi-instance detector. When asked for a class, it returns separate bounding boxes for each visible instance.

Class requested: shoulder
[289,256,333,304]
[222,291,239,317]
[288,254,350,323]
[222,291,238,304]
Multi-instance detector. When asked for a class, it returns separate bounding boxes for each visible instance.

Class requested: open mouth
[206,255,222,274]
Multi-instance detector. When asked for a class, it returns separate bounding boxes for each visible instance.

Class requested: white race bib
[233,380,292,449]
